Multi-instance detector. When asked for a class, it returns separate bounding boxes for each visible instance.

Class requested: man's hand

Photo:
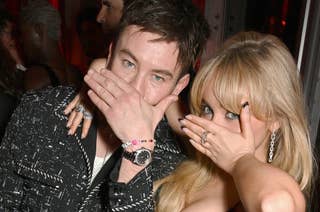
[84,69,178,141]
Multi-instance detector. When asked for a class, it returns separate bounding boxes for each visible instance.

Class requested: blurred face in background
[96,0,123,35]
[0,21,15,52]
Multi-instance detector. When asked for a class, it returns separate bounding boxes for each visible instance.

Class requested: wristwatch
[122,147,153,166]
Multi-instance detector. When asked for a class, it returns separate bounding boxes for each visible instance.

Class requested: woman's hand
[64,84,95,139]
[180,103,255,174]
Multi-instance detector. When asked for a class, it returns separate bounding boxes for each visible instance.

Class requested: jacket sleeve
[0,93,35,210]
[107,118,186,212]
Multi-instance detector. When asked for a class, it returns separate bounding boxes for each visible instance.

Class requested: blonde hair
[155,31,314,211]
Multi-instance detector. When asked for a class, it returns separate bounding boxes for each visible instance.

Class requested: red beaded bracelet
[121,139,155,149]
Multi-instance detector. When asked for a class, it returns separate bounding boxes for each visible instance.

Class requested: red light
[281,20,286,26]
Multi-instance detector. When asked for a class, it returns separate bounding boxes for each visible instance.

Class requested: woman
[155,31,314,211]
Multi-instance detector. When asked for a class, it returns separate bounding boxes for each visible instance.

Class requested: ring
[83,111,93,120]
[75,104,85,113]
[200,131,208,144]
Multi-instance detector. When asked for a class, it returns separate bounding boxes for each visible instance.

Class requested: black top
[0,92,18,141]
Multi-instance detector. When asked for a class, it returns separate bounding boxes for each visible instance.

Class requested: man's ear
[172,74,190,96]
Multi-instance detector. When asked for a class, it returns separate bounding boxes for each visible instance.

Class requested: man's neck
[95,123,121,157]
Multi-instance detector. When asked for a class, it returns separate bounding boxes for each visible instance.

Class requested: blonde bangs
[192,53,271,121]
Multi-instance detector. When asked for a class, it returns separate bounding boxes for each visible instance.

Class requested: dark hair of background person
[118,0,210,77]
[76,6,106,62]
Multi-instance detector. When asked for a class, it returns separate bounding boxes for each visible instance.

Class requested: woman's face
[200,87,270,161]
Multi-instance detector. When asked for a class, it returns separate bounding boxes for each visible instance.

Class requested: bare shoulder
[181,197,227,212]
[89,58,107,72]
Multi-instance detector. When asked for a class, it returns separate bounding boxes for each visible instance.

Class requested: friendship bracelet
[121,139,156,149]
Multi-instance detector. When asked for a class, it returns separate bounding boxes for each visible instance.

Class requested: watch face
[136,149,152,165]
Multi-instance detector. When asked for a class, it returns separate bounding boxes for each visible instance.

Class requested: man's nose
[96,8,105,23]
[130,75,145,96]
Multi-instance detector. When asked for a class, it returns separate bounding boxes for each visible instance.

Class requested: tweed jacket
[0,86,186,212]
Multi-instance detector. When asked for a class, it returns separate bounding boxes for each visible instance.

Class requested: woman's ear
[33,23,45,42]
[269,120,280,132]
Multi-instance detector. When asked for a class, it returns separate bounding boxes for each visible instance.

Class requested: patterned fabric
[108,117,186,212]
[0,86,116,211]
[0,86,187,211]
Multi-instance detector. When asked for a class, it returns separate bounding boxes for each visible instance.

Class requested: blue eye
[225,111,239,120]
[153,75,165,82]
[122,60,135,69]
[200,104,213,120]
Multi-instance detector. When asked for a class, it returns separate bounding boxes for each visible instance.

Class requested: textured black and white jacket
[0,86,186,211]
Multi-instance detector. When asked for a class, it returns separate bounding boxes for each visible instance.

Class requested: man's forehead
[116,25,183,76]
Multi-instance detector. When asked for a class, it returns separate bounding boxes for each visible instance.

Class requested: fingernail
[178,118,183,122]
[81,134,85,139]
[242,102,249,108]
[67,130,71,135]
[88,69,93,75]
[180,126,185,130]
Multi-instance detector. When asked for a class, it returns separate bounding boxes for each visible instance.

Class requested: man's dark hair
[119,0,210,76]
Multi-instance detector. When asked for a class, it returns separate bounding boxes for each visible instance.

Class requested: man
[0,0,209,211]
[20,1,82,91]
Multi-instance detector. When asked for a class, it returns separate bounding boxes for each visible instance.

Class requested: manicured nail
[242,102,249,108]
[178,118,183,122]
[180,126,185,130]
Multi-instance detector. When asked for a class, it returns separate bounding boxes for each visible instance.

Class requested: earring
[268,130,276,163]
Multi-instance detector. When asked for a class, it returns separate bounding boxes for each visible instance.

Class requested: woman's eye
[122,60,135,69]
[200,104,213,119]
[225,111,239,120]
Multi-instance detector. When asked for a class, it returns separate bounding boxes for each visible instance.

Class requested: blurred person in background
[0,9,24,141]
[19,0,82,91]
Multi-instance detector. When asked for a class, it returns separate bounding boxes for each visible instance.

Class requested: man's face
[19,23,42,63]
[109,25,189,105]
[96,0,123,34]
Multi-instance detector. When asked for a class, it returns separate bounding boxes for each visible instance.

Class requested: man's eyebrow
[119,49,138,63]
[120,49,174,78]
[152,69,173,79]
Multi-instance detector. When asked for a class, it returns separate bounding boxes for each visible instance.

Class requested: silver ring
[75,104,85,113]
[200,131,208,144]
[83,111,93,120]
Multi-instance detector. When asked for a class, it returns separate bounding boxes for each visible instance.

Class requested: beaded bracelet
[121,139,155,149]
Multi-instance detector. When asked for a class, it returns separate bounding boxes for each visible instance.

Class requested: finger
[66,110,77,128]
[85,74,116,107]
[154,95,178,120]
[88,70,124,98]
[87,90,111,115]
[180,117,207,138]
[64,94,80,114]
[69,112,84,135]
[81,118,92,139]
[181,125,202,144]
[240,102,253,140]
[184,114,224,136]
[99,69,133,92]
[189,139,209,155]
